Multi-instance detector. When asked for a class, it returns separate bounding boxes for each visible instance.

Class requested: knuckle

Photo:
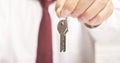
[83,11,93,20]
[64,2,73,11]
[98,0,107,5]
[62,6,71,13]
[64,0,78,12]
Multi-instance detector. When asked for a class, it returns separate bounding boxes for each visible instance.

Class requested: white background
[96,40,120,63]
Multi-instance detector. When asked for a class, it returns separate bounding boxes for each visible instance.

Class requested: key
[57,18,68,52]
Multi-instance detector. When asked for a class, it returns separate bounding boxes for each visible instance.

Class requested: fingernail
[78,16,87,23]
[78,17,83,22]
[61,9,70,17]
[71,12,78,17]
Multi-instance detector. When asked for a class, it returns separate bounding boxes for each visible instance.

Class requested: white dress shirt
[0,0,120,63]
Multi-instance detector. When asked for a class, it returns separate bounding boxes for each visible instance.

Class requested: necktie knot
[40,0,55,8]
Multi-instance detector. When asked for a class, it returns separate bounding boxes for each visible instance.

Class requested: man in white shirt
[0,0,120,63]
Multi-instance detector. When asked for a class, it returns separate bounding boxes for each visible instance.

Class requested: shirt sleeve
[85,0,120,42]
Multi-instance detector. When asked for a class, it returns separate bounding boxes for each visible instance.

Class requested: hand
[55,0,114,26]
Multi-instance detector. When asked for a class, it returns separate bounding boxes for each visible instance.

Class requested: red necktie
[36,0,54,63]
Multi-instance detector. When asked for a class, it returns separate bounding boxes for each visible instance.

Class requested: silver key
[57,18,68,52]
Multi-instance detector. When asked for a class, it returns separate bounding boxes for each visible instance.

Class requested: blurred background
[96,39,120,63]
[95,0,120,63]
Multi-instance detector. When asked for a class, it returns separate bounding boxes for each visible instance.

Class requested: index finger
[55,0,66,17]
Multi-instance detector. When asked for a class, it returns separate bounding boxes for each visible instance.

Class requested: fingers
[55,0,66,17]
[86,0,114,26]
[60,0,79,17]
[56,0,79,18]
[78,0,110,23]
[55,0,113,26]
[71,0,95,17]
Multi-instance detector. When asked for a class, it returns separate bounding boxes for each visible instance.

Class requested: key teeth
[60,49,63,52]
[60,50,66,53]
[60,49,66,52]
[63,49,66,52]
